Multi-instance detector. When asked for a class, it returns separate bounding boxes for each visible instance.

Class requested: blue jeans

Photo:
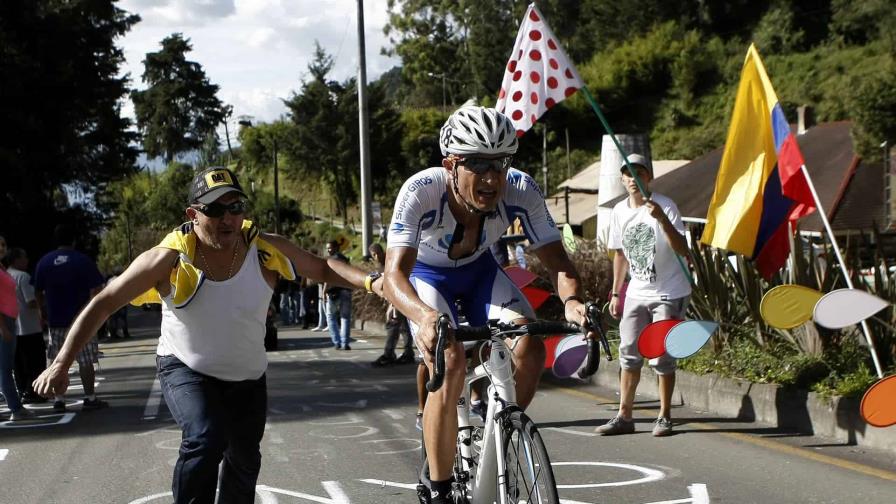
[157,355,267,504]
[326,290,352,347]
[1,318,22,412]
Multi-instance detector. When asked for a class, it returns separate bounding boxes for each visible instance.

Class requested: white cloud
[118,0,400,122]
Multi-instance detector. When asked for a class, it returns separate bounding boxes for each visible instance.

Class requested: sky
[117,0,401,131]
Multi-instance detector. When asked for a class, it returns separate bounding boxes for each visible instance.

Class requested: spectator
[33,224,108,412]
[33,167,383,503]
[596,153,691,437]
[325,240,353,350]
[5,247,47,403]
[0,236,35,421]
[369,243,414,367]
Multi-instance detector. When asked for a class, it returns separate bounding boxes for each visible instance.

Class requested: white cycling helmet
[439,105,518,156]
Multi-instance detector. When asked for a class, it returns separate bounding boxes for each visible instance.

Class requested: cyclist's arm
[533,241,589,329]
[383,246,439,355]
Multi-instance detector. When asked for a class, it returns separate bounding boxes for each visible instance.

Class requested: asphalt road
[1,308,895,504]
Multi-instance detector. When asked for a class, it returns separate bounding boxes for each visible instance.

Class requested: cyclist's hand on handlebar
[415,310,442,362]
[564,299,595,341]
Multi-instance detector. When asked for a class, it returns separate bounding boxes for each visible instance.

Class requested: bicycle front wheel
[501,410,560,504]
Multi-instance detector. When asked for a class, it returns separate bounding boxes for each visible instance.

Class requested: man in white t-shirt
[597,153,691,437]
[5,247,46,403]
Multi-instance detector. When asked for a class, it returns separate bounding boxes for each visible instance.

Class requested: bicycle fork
[471,339,516,504]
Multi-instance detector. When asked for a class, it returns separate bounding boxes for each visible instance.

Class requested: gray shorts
[47,327,99,366]
[618,296,689,375]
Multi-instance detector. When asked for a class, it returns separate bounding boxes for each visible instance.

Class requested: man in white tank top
[33,167,385,504]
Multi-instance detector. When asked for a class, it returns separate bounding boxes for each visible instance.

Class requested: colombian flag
[701,44,816,279]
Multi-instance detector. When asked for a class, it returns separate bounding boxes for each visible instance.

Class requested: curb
[568,358,896,455]
[353,318,896,455]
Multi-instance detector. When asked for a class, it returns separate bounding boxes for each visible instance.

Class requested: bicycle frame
[456,336,517,504]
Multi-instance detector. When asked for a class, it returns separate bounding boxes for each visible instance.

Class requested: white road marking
[309,426,379,439]
[310,413,363,426]
[551,461,665,489]
[143,376,162,420]
[543,427,597,437]
[0,449,8,460]
[258,481,351,504]
[381,409,404,420]
[359,479,418,490]
[644,484,710,504]
[0,412,76,429]
[391,422,408,434]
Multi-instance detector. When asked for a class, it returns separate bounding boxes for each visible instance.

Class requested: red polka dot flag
[496,3,584,137]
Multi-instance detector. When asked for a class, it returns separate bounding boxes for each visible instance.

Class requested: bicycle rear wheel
[501,410,560,504]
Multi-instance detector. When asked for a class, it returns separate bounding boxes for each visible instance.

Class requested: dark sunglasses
[192,200,248,218]
[457,156,512,175]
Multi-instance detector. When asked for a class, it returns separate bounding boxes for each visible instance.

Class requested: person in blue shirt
[33,224,108,412]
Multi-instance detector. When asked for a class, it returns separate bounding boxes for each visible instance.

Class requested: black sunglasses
[457,156,512,175]
[192,200,248,218]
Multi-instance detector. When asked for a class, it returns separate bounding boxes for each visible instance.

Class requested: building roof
[548,159,688,225]
[599,121,885,233]
[558,159,689,191]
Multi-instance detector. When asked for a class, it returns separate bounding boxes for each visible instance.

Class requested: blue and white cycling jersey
[387,167,561,334]
[387,167,560,268]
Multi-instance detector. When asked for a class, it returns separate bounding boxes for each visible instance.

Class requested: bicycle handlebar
[425,301,613,392]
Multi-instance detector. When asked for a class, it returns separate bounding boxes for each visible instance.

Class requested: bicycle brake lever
[426,314,452,392]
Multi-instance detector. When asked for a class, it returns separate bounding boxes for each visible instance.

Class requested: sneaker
[372,354,396,367]
[82,398,109,411]
[595,416,635,435]
[342,344,351,351]
[415,412,424,431]
[652,417,673,437]
[396,351,416,364]
[53,400,66,412]
[9,408,36,421]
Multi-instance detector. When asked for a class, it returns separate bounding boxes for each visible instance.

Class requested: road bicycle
[417,302,610,504]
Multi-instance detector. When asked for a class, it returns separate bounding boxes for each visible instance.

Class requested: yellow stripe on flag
[701,45,780,255]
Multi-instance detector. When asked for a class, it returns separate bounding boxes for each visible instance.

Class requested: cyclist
[383,105,595,504]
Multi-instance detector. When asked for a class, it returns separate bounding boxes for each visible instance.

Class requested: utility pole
[542,124,548,192]
[272,139,280,234]
[357,0,373,252]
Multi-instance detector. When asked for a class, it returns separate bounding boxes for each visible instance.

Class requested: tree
[0,0,140,257]
[131,33,225,163]
[284,44,355,223]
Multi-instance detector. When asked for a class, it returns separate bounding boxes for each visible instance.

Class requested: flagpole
[800,165,884,378]
[580,85,694,282]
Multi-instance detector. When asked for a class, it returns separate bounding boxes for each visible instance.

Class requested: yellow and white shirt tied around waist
[130,220,296,309]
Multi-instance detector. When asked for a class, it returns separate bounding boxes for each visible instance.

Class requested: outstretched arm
[34,247,177,397]
[261,233,383,296]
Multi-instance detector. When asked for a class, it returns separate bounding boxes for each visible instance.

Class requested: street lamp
[239,119,280,234]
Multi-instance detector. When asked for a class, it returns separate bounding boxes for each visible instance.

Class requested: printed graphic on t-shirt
[622,222,656,283]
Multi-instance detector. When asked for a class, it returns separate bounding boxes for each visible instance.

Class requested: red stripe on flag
[754,219,791,279]
[777,134,815,220]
